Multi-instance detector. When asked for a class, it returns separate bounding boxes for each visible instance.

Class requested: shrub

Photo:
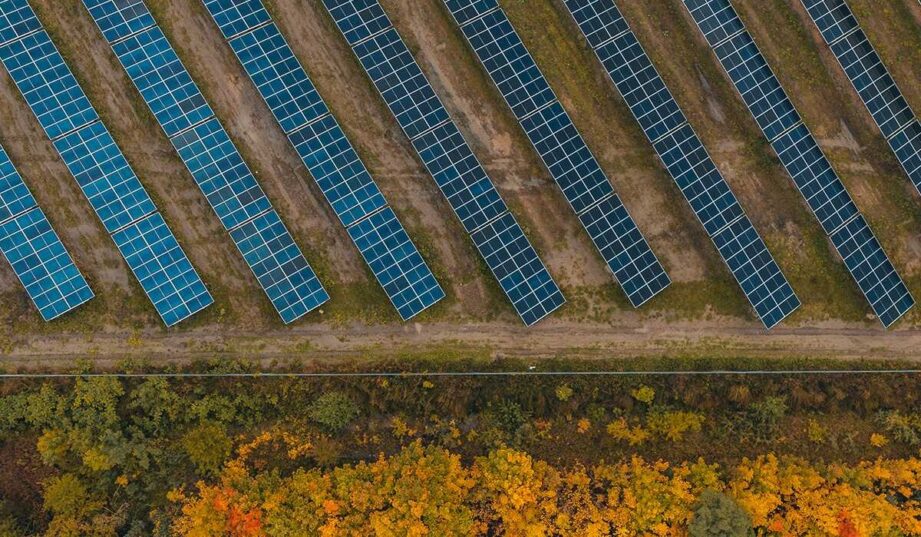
[647,410,705,441]
[876,411,921,446]
[631,385,656,405]
[688,490,754,537]
[182,422,232,476]
[307,392,360,434]
[555,384,573,402]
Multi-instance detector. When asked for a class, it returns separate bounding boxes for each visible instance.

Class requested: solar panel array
[563,0,799,328]
[442,0,670,308]
[0,0,212,326]
[320,0,565,325]
[83,0,335,324]
[0,144,94,320]
[683,0,914,327]
[195,0,444,320]
[801,0,921,195]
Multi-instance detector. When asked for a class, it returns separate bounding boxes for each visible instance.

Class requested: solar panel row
[563,0,799,329]
[442,0,670,308]
[319,0,565,325]
[0,0,212,326]
[683,0,914,327]
[196,0,445,320]
[84,0,334,324]
[800,0,921,194]
[0,144,94,320]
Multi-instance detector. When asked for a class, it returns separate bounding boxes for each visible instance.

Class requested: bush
[182,422,232,475]
[307,392,360,433]
[688,490,754,537]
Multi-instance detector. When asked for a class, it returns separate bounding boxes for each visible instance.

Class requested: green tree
[307,392,360,433]
[688,490,754,537]
[181,422,232,476]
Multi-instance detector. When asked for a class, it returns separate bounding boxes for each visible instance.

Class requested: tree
[307,392,360,434]
[688,490,754,537]
[182,422,232,476]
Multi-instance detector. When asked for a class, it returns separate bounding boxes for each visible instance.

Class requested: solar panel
[0,145,93,320]
[197,0,445,320]
[229,209,330,323]
[445,0,669,308]
[112,26,214,138]
[0,0,212,326]
[322,0,565,324]
[563,0,799,328]
[113,212,212,326]
[83,0,335,323]
[683,0,915,326]
[801,0,921,193]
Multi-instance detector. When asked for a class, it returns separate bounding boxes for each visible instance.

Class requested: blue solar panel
[196,0,444,321]
[471,212,565,326]
[229,209,329,323]
[171,118,272,230]
[802,0,920,194]
[0,145,93,321]
[564,0,799,328]
[0,0,40,47]
[830,214,914,327]
[288,114,387,227]
[84,0,333,323]
[0,207,95,320]
[0,0,212,326]
[112,26,214,138]
[683,0,915,326]
[53,122,157,234]
[84,0,155,43]
[229,23,329,134]
[323,0,564,324]
[113,212,213,326]
[445,0,669,308]
[0,30,98,140]
[348,207,445,319]
[202,0,272,40]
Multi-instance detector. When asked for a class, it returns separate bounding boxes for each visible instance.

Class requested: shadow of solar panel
[471,212,565,326]
[0,30,98,140]
[353,28,450,140]
[113,212,213,326]
[0,147,36,223]
[288,114,387,227]
[460,11,556,119]
[84,0,155,43]
[683,0,745,48]
[171,118,272,230]
[0,207,94,320]
[348,207,446,320]
[770,123,858,235]
[595,32,686,143]
[830,215,914,327]
[324,0,390,46]
[562,0,629,48]
[0,0,41,46]
[578,195,670,307]
[113,26,214,138]
[410,121,507,233]
[713,217,800,329]
[519,102,613,214]
[229,23,329,134]
[203,0,271,40]
[229,209,329,324]
[829,29,914,138]
[890,121,921,191]
[713,31,801,142]
[53,122,157,234]
[652,125,743,236]
[802,0,859,48]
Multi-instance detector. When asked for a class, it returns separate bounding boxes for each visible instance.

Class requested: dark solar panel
[323,0,565,324]
[446,0,670,308]
[83,0,155,43]
[683,0,914,326]
[564,0,799,328]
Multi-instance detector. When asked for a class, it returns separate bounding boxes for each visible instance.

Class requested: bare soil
[0,0,919,366]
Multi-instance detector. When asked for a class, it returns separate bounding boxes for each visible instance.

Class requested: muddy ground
[0,0,919,364]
